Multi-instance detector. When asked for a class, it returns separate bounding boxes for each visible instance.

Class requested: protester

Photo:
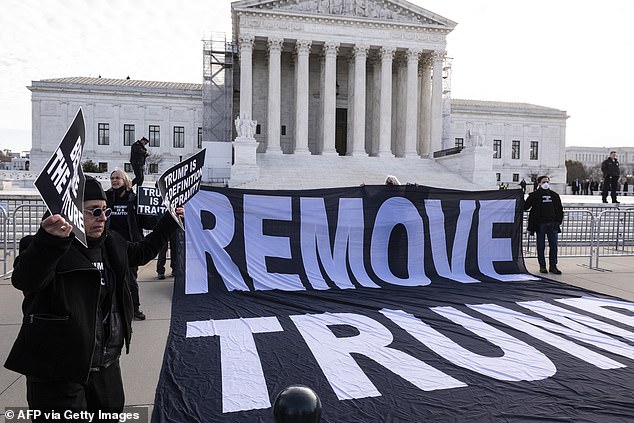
[156,232,184,280]
[5,176,182,416]
[581,179,590,195]
[385,175,401,185]
[601,151,620,203]
[524,175,564,275]
[106,169,157,320]
[571,178,580,195]
[519,178,527,194]
[130,136,150,187]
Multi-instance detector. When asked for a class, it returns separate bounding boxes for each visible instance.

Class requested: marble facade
[231,0,455,159]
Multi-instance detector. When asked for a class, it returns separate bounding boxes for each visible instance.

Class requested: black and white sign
[156,149,205,229]
[136,186,167,216]
[153,185,634,422]
[34,108,87,246]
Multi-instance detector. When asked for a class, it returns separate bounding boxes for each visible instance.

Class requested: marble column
[267,38,284,154]
[322,41,339,155]
[294,40,312,154]
[404,48,421,157]
[347,55,354,154]
[350,44,369,156]
[419,55,432,156]
[238,35,255,120]
[370,54,381,156]
[378,46,395,157]
[430,51,445,156]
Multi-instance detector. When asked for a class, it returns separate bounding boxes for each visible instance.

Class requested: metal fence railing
[11,204,49,259]
[523,209,597,267]
[0,205,8,275]
[593,209,634,268]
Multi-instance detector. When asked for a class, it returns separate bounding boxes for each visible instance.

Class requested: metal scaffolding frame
[202,33,234,143]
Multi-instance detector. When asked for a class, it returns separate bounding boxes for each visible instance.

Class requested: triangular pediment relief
[233,0,456,28]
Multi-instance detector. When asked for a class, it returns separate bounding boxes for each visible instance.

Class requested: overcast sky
[1,0,633,153]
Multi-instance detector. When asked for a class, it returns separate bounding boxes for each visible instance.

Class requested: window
[98,162,108,172]
[123,124,135,146]
[455,138,464,148]
[98,123,109,145]
[197,127,203,149]
[149,163,159,174]
[530,141,539,160]
[173,126,185,148]
[496,173,501,182]
[493,139,501,159]
[513,173,519,182]
[149,125,160,147]
[281,125,287,136]
[124,163,132,172]
[512,140,520,159]
[256,124,261,135]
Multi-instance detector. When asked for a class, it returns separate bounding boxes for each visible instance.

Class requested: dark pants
[536,222,559,267]
[131,163,144,187]
[601,175,618,202]
[128,266,140,311]
[26,360,124,422]
[157,232,184,278]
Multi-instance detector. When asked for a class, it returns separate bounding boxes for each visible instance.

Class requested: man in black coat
[524,175,564,275]
[5,176,181,416]
[130,136,150,187]
[601,151,620,203]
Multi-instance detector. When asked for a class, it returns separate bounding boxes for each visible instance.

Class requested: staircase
[231,154,487,190]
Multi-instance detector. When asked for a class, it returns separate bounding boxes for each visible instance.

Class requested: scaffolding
[202,33,235,183]
[202,33,234,143]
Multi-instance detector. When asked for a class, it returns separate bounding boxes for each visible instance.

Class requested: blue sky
[1,0,633,152]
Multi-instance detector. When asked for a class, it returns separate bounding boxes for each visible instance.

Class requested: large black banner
[153,185,634,422]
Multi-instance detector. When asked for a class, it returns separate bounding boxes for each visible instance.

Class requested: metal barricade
[593,208,634,268]
[0,205,8,275]
[523,209,596,267]
[11,204,49,259]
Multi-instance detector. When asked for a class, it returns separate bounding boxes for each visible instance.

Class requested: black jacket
[601,157,620,178]
[4,213,178,383]
[106,189,157,242]
[524,188,564,234]
[130,141,148,166]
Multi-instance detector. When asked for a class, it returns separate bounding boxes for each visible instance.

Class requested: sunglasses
[83,207,112,218]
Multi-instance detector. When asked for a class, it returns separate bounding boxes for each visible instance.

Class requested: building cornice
[234,8,453,35]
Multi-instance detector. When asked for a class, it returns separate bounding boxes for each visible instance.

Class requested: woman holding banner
[106,169,156,320]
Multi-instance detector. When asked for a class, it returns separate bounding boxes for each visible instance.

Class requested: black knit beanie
[84,176,107,202]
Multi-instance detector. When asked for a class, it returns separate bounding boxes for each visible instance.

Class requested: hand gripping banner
[153,185,634,422]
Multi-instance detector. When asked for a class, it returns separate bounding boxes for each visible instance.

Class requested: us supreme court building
[28,0,568,190]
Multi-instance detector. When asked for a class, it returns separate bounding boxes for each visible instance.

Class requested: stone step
[234,154,485,190]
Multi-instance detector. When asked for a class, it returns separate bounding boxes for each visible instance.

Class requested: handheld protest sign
[137,186,167,216]
[157,149,206,230]
[34,108,87,246]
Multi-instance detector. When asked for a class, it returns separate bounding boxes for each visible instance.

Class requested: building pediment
[232,0,456,28]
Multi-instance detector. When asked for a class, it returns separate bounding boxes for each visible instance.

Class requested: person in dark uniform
[524,175,564,275]
[130,137,150,187]
[601,151,620,203]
